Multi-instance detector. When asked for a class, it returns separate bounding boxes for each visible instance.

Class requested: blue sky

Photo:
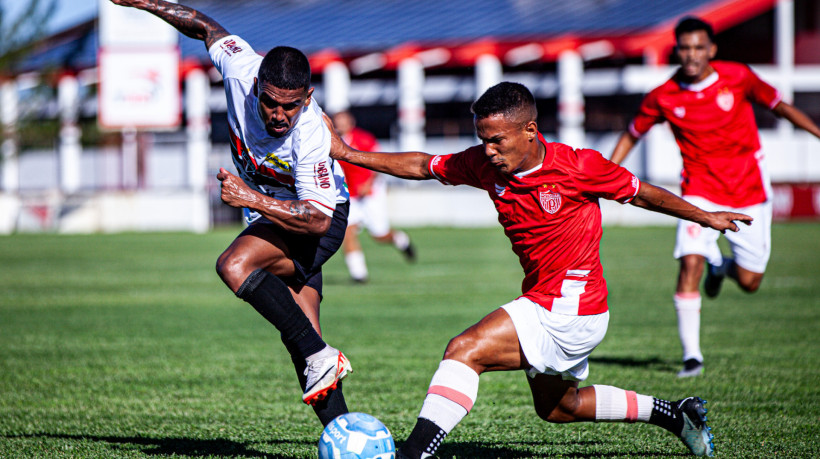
[2,0,97,33]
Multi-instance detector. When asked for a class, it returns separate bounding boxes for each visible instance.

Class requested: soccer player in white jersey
[110,0,352,425]
[327,82,753,457]
[611,17,820,377]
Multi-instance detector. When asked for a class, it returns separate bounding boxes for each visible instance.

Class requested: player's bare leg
[342,224,369,283]
[527,374,714,456]
[372,229,416,262]
[216,223,350,410]
[676,254,705,377]
[398,309,525,458]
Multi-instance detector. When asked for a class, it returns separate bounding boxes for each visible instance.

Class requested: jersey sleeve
[293,109,338,217]
[743,65,782,109]
[208,35,262,81]
[573,148,641,203]
[427,146,484,189]
[628,88,665,138]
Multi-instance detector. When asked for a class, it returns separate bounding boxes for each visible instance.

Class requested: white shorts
[502,297,609,382]
[673,195,772,273]
[347,179,391,238]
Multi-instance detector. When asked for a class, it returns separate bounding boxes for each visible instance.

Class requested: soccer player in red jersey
[611,17,820,378]
[328,82,748,457]
[332,111,416,283]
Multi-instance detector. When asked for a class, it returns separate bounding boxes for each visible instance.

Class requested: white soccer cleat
[303,349,352,405]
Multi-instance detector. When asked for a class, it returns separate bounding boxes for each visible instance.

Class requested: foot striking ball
[318,412,395,459]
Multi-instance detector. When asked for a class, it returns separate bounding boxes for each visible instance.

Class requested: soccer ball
[318,412,396,459]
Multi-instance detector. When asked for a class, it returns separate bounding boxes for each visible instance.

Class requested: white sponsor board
[99,0,178,48]
[98,47,181,129]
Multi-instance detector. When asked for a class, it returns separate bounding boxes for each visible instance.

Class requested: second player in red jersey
[611,16,820,378]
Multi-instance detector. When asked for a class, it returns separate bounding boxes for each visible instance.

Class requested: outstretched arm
[610,131,638,164]
[630,182,753,233]
[217,168,332,236]
[324,114,433,180]
[110,0,229,49]
[773,101,820,140]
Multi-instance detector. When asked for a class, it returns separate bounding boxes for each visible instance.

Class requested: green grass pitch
[1,223,819,458]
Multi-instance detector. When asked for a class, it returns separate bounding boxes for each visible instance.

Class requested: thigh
[725,200,771,273]
[444,308,529,374]
[673,196,723,266]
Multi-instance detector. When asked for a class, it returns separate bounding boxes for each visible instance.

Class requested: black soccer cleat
[675,397,715,456]
[677,358,704,378]
[402,242,417,262]
[703,262,725,298]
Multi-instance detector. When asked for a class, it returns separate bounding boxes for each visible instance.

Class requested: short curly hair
[471,82,537,125]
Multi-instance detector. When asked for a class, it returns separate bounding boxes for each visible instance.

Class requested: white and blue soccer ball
[318,412,396,459]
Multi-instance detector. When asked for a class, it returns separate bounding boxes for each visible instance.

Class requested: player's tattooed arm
[217,168,331,235]
[110,0,229,49]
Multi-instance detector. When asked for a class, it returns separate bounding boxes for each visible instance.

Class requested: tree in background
[0,0,57,72]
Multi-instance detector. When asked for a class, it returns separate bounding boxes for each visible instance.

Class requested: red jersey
[339,127,380,198]
[429,133,640,315]
[629,61,781,207]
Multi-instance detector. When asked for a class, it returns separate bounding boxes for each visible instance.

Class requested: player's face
[254,79,313,138]
[676,30,717,82]
[475,114,540,175]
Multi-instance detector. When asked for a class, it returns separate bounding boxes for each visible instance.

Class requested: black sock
[236,269,326,359]
[399,417,447,458]
[649,398,683,434]
[286,340,348,426]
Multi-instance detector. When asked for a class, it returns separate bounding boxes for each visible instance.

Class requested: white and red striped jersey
[208,35,348,220]
[629,60,781,207]
[429,133,640,315]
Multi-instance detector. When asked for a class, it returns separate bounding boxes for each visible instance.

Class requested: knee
[738,275,763,293]
[442,334,480,367]
[536,397,579,423]
[215,251,252,293]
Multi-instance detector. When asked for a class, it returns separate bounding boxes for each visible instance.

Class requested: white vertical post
[558,50,585,149]
[398,57,425,152]
[121,127,138,189]
[58,74,82,194]
[323,61,351,114]
[475,54,502,97]
[185,68,210,192]
[1,79,19,192]
[776,0,795,135]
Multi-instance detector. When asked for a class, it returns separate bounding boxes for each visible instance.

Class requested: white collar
[679,71,719,92]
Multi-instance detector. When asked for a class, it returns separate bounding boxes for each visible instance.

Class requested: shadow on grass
[3,433,310,458]
[434,440,688,457]
[589,355,677,372]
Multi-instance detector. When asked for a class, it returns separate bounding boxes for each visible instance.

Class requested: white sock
[306,344,335,362]
[418,359,479,433]
[392,230,410,250]
[593,385,653,422]
[674,293,703,362]
[344,250,368,281]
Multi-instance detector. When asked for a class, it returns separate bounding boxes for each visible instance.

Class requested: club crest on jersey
[539,184,562,214]
[673,106,686,118]
[716,88,734,112]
